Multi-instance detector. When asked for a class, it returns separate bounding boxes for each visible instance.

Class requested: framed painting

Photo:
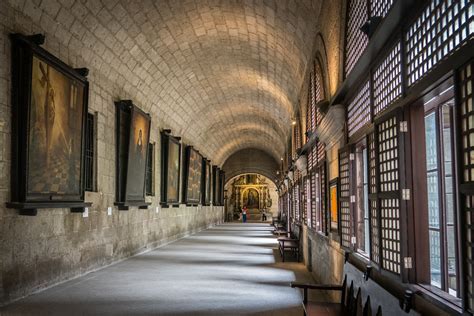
[183,146,203,205]
[329,178,339,231]
[160,130,181,207]
[201,159,211,206]
[115,100,151,210]
[7,33,91,215]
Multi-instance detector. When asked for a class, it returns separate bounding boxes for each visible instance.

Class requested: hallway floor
[1,223,314,316]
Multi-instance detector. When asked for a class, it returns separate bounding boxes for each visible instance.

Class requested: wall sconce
[291,120,297,125]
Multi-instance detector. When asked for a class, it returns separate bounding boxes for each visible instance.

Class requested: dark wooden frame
[201,159,211,206]
[182,146,203,206]
[218,170,225,206]
[7,33,91,215]
[212,165,219,206]
[329,177,340,236]
[160,130,181,208]
[407,77,462,296]
[114,100,151,210]
[145,142,155,197]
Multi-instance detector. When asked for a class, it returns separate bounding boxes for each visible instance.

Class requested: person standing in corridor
[242,206,248,223]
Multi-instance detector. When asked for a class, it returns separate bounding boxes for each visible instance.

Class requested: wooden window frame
[84,112,97,192]
[145,142,155,196]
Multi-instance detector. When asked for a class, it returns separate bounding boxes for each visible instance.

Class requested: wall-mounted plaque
[7,33,91,215]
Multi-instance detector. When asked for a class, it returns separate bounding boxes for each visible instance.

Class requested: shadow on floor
[0,223,314,316]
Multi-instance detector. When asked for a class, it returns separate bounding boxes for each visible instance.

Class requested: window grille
[310,71,316,133]
[294,185,300,222]
[308,147,314,172]
[146,143,154,196]
[459,60,474,311]
[302,179,307,223]
[339,149,352,248]
[311,144,318,170]
[320,163,328,234]
[311,172,318,229]
[345,0,369,76]
[368,132,380,264]
[380,198,401,273]
[348,80,371,137]
[378,117,399,192]
[314,60,325,104]
[306,88,313,144]
[406,0,474,86]
[370,0,394,18]
[377,115,401,274]
[373,41,402,115]
[84,112,95,192]
[317,142,326,164]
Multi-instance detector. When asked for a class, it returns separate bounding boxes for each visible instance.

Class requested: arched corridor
[0,0,473,315]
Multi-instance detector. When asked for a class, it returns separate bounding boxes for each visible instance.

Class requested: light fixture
[280,157,284,161]
[291,120,297,125]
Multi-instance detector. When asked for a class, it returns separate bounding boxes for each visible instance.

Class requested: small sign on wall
[83,207,89,218]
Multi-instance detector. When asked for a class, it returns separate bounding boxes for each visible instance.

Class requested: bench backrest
[341,262,420,316]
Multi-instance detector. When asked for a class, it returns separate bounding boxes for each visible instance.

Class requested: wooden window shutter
[458,59,474,312]
[373,111,405,275]
[339,147,354,249]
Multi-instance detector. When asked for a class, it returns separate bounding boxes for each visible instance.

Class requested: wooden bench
[291,260,418,316]
[272,222,287,236]
[272,216,279,225]
[278,235,299,262]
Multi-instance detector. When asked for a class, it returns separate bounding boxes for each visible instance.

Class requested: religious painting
[28,55,85,196]
[244,188,259,209]
[183,146,203,205]
[160,131,181,206]
[329,179,339,230]
[8,33,90,214]
[167,139,180,202]
[201,159,211,206]
[115,100,151,210]
[125,106,151,201]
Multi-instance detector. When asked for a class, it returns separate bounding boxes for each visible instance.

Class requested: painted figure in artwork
[39,62,56,167]
[137,129,143,164]
[28,56,84,195]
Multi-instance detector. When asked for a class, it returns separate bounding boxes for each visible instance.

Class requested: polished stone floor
[1,223,314,315]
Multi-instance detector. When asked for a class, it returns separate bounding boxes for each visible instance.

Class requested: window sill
[352,251,371,265]
[307,227,329,241]
[411,284,462,315]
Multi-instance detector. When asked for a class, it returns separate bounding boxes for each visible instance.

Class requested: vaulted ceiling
[26,0,322,166]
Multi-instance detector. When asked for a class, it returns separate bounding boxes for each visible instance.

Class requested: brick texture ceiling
[26,0,322,165]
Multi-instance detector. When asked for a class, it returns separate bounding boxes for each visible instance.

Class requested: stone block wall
[0,1,223,305]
